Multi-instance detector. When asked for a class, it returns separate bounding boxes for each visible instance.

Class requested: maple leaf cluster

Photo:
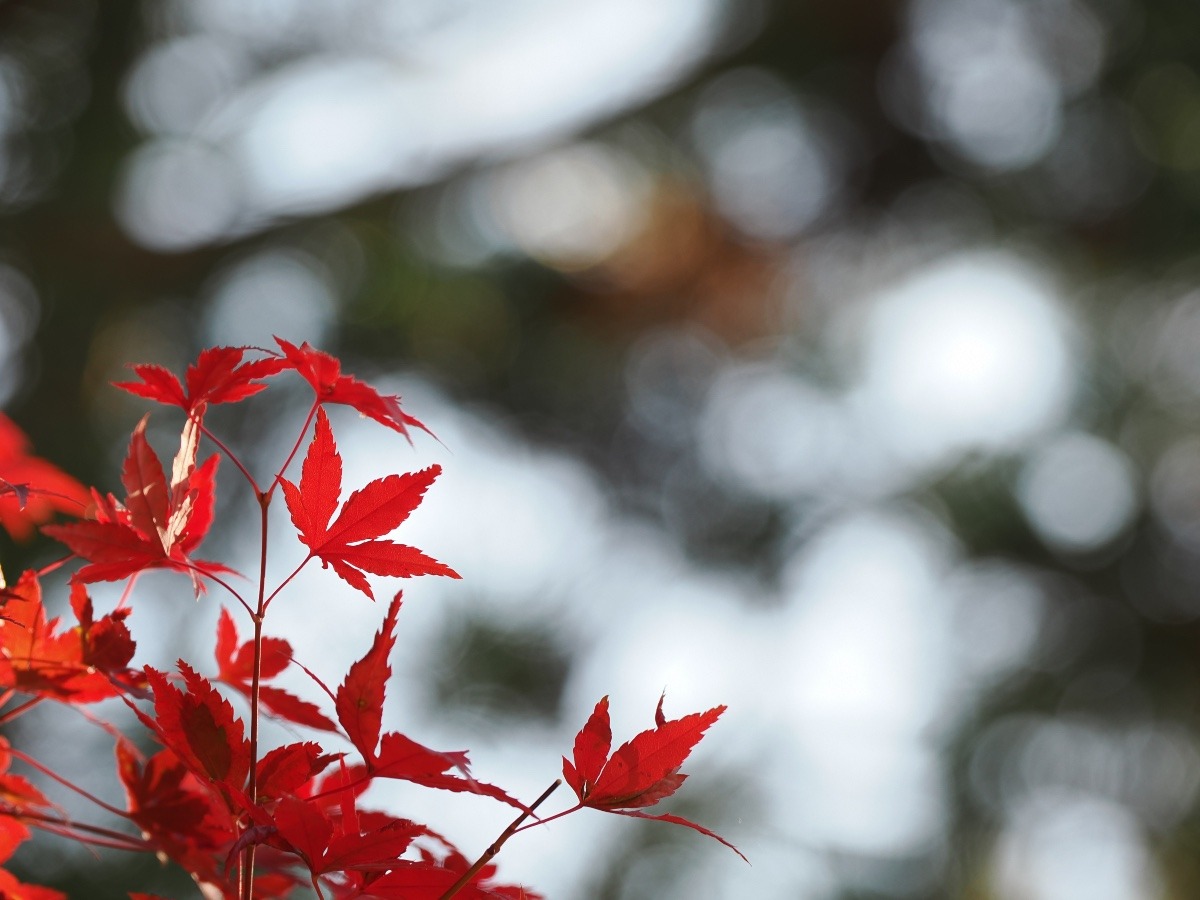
[0,339,739,899]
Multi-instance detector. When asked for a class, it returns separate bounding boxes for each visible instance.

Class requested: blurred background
[2,0,1200,897]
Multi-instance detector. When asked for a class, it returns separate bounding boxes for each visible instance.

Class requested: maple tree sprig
[0,340,738,898]
[438,779,561,900]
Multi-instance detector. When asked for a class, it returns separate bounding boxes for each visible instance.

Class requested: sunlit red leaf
[563,694,744,860]
[0,571,135,701]
[274,338,432,440]
[114,345,286,413]
[44,416,230,593]
[0,413,89,541]
[281,411,457,600]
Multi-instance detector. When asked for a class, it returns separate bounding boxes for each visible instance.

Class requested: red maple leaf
[0,413,89,541]
[114,345,287,414]
[115,737,232,883]
[254,742,338,801]
[214,607,337,731]
[270,794,426,877]
[563,694,745,860]
[274,338,431,441]
[140,662,250,798]
[280,409,458,600]
[0,866,66,900]
[333,593,523,810]
[43,413,232,593]
[0,571,137,702]
[327,826,542,900]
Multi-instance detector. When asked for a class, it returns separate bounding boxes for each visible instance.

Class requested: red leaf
[214,607,290,682]
[115,738,233,889]
[272,795,332,871]
[43,416,227,592]
[115,738,228,852]
[353,854,543,899]
[609,809,748,863]
[275,337,432,440]
[0,413,89,541]
[281,411,457,599]
[145,662,250,792]
[321,820,422,873]
[563,696,611,799]
[272,794,423,877]
[0,570,134,701]
[257,686,338,732]
[335,593,402,761]
[325,470,438,546]
[334,540,459,581]
[586,701,724,808]
[255,742,336,800]
[371,732,526,812]
[114,346,286,412]
[563,695,743,860]
[0,867,67,900]
[121,415,169,543]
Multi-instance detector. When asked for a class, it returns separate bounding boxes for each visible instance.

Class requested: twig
[438,780,560,900]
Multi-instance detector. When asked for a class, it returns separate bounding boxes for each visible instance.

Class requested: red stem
[240,489,272,900]
[262,555,312,614]
[177,560,252,616]
[9,748,130,818]
[438,780,561,900]
[512,803,583,835]
[0,696,42,726]
[12,808,151,853]
[199,418,261,495]
[267,401,319,500]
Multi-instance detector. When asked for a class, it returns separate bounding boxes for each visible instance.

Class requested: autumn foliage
[0,339,739,899]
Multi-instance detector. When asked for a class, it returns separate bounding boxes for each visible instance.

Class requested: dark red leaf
[255,742,336,800]
[145,662,249,792]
